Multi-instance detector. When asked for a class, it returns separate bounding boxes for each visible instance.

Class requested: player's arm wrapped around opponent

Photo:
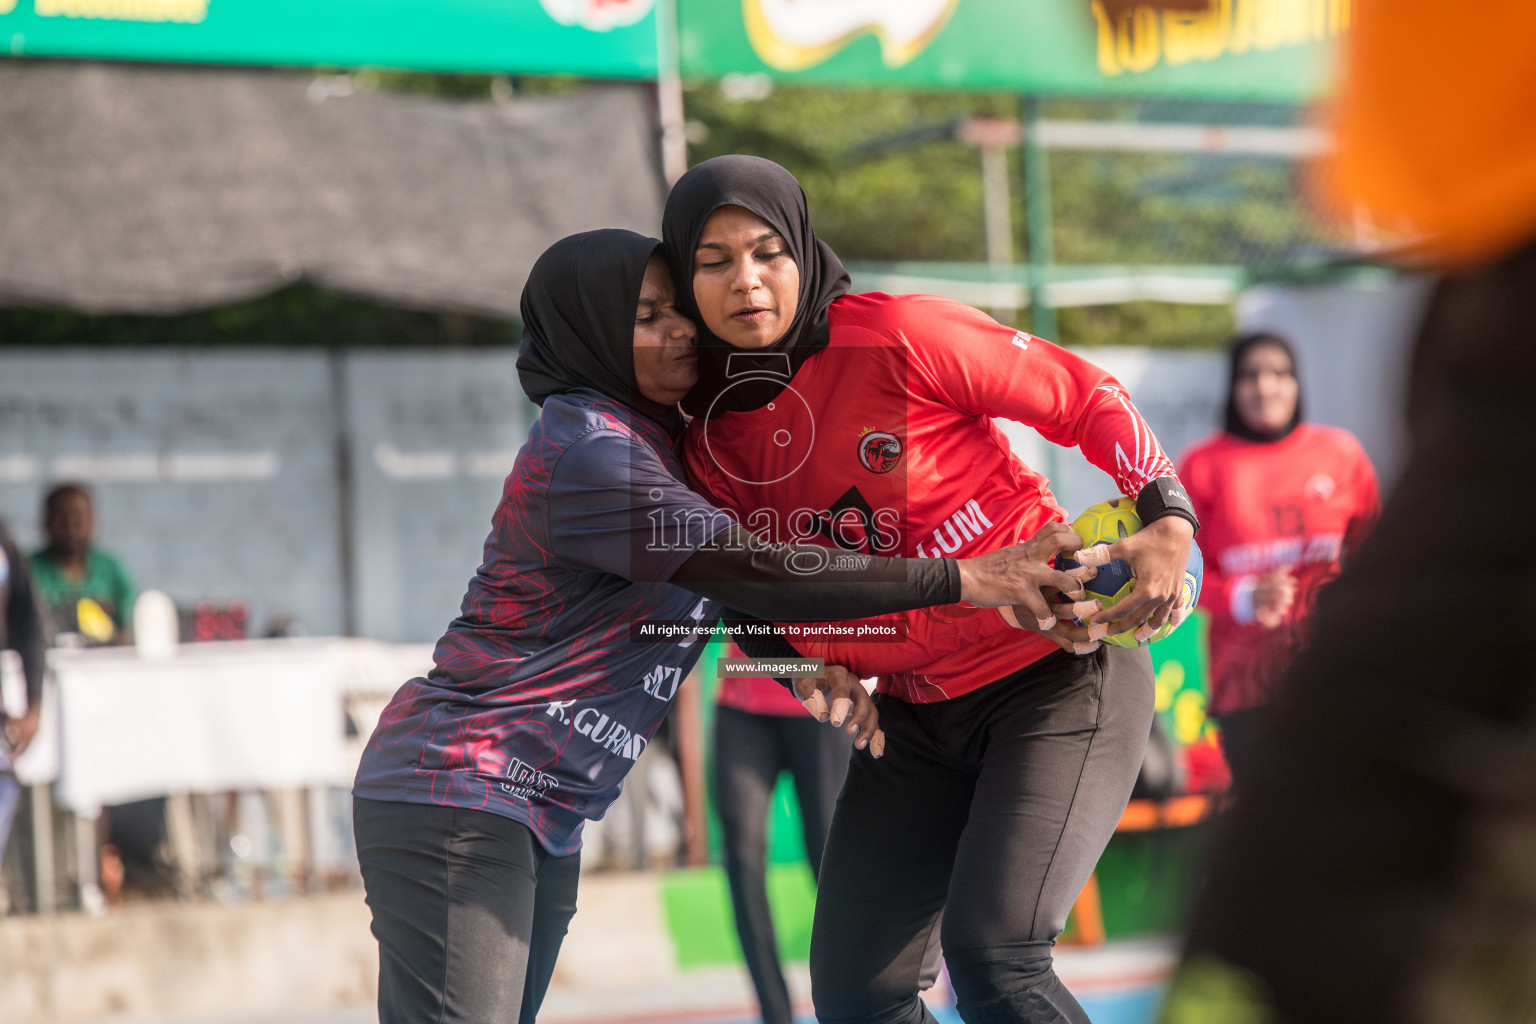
[672,523,1092,621]
[750,521,1107,670]
[546,429,912,751]
[901,296,1198,644]
[554,428,1084,745]
[553,426,1080,622]
[679,525,1101,750]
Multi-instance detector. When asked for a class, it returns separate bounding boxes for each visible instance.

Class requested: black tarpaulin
[0,61,664,318]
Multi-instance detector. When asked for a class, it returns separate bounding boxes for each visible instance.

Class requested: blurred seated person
[29,483,135,646]
[30,483,154,903]
[1178,333,1379,788]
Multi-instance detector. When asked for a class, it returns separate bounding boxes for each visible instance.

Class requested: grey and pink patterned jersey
[354,389,727,855]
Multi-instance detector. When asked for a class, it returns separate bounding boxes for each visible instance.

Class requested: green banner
[678,0,1344,101]
[0,0,659,77]
[1,0,1342,97]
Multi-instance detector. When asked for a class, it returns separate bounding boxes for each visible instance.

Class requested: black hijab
[1224,331,1304,443]
[515,228,682,436]
[662,155,850,418]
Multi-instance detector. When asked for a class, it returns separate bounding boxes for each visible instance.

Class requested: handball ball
[1055,496,1203,648]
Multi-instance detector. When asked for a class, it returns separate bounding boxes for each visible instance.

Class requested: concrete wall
[342,352,536,643]
[0,350,349,636]
[0,349,531,643]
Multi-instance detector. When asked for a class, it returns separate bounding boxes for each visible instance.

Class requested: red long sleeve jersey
[1179,425,1379,717]
[681,293,1179,703]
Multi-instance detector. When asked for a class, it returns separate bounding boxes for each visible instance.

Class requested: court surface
[77,938,1174,1024]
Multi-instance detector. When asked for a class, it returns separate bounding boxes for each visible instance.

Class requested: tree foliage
[0,286,513,348]
[685,83,1336,348]
[686,82,1014,264]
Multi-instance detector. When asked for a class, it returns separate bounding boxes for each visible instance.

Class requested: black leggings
[810,646,1155,1024]
[354,797,581,1024]
[714,706,851,1024]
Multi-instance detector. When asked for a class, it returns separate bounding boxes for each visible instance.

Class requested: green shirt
[28,546,136,644]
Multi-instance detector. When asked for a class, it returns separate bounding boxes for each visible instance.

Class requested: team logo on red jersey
[857,430,903,474]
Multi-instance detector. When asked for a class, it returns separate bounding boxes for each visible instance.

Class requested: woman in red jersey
[1178,332,1378,787]
[664,156,1198,1024]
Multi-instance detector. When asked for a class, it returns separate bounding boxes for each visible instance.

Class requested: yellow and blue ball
[1055,497,1202,648]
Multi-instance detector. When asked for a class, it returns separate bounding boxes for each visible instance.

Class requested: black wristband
[1136,476,1200,535]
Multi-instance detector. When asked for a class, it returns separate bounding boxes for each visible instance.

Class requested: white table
[8,637,431,912]
[49,639,349,815]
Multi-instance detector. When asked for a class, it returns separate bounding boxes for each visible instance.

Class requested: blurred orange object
[1324,0,1536,266]
[1062,872,1108,947]
[1065,795,1226,946]
[1114,795,1220,832]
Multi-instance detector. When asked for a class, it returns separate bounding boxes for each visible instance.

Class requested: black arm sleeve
[721,608,805,660]
[1,524,46,704]
[719,608,806,693]
[1136,476,1201,535]
[669,525,960,622]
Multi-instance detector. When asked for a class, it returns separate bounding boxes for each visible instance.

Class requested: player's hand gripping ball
[1055,497,1202,648]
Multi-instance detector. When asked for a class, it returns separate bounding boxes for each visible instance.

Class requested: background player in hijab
[1179,332,1378,787]
[665,155,1198,1024]
[352,228,1086,1024]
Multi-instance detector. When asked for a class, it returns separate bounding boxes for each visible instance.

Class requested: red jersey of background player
[1179,423,1378,717]
[716,637,808,716]
[682,292,1180,703]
